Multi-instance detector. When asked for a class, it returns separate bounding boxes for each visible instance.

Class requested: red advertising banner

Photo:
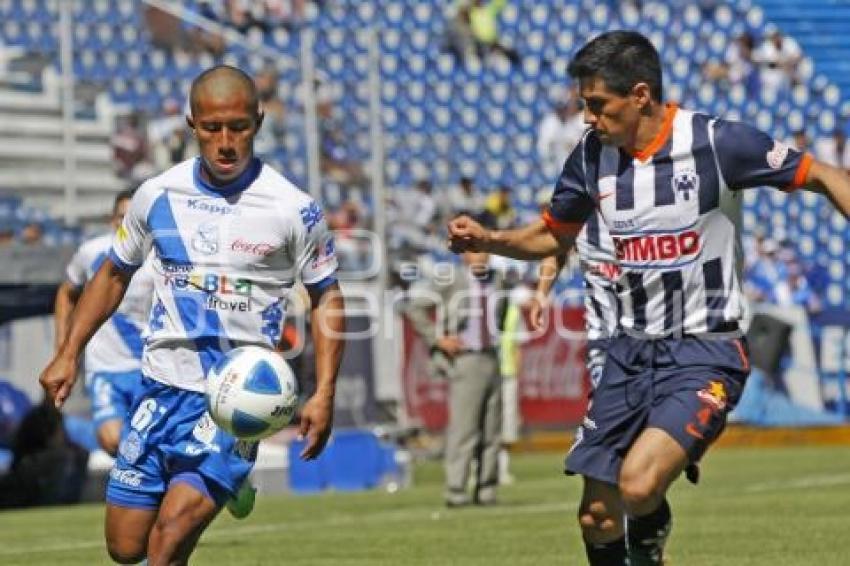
[401,306,590,431]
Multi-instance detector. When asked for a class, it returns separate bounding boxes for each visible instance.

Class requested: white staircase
[0,66,124,221]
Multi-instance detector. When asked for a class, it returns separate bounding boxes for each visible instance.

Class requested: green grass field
[1,445,849,565]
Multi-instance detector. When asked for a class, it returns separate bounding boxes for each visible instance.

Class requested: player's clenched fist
[39,353,78,409]
[447,214,490,253]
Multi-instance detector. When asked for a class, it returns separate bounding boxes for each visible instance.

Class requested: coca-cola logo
[231,238,276,256]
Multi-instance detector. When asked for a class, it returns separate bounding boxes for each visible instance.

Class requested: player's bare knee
[106,537,146,564]
[619,475,663,515]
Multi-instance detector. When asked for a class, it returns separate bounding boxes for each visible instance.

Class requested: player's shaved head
[189,65,259,118]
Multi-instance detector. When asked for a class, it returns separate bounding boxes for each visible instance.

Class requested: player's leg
[565,339,652,565]
[498,374,518,485]
[92,370,144,456]
[621,337,750,565]
[105,505,158,563]
[444,353,490,506]
[578,477,627,565]
[97,419,123,456]
[618,427,685,566]
[146,477,223,565]
[474,358,502,504]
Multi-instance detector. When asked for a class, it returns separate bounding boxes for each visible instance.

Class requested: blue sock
[627,499,672,566]
[584,536,627,565]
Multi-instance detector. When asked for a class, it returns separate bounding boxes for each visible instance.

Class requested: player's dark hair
[568,31,663,102]
[113,188,135,213]
[189,64,259,118]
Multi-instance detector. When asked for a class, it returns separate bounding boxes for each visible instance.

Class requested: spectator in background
[467,0,520,65]
[148,98,192,171]
[484,184,516,229]
[0,228,14,247]
[790,129,811,152]
[253,66,290,158]
[753,27,801,96]
[20,222,44,246]
[0,400,88,509]
[327,200,369,272]
[745,237,791,305]
[787,260,822,313]
[387,180,443,255]
[444,176,483,221]
[443,5,476,64]
[318,96,367,189]
[537,87,586,179]
[704,32,758,98]
[111,112,149,180]
[815,128,850,171]
[405,214,508,507]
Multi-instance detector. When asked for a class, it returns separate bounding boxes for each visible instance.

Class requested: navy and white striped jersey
[576,212,618,344]
[544,104,812,338]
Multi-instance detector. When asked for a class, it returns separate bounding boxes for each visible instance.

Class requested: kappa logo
[671,168,699,201]
[766,140,789,170]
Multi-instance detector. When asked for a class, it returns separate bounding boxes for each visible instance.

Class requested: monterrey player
[448,31,850,565]
[55,189,153,456]
[40,65,345,565]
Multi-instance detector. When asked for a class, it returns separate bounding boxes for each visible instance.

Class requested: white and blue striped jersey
[544,104,812,338]
[66,233,154,379]
[109,157,338,392]
[576,212,618,344]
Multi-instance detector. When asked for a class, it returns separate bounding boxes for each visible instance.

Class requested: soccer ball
[206,346,299,441]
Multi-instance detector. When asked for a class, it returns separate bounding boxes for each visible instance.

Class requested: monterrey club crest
[671,168,699,201]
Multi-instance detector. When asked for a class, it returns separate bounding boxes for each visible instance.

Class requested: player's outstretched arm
[299,281,345,460]
[40,259,132,408]
[529,253,568,331]
[53,281,81,351]
[801,159,850,219]
[448,216,570,260]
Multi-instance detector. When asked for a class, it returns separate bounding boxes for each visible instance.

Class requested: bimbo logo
[613,230,701,263]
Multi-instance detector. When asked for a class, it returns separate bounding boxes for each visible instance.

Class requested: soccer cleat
[226,481,256,520]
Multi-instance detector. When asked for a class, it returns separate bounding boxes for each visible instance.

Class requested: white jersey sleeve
[65,244,90,288]
[291,199,339,287]
[110,182,157,270]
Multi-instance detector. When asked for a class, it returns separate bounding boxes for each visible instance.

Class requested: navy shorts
[565,334,750,485]
[106,376,257,510]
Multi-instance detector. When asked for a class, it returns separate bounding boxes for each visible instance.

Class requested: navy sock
[584,536,627,566]
[627,499,672,566]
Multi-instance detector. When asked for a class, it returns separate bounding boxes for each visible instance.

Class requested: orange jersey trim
[734,339,750,372]
[632,103,678,163]
[541,209,583,237]
[786,152,813,192]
